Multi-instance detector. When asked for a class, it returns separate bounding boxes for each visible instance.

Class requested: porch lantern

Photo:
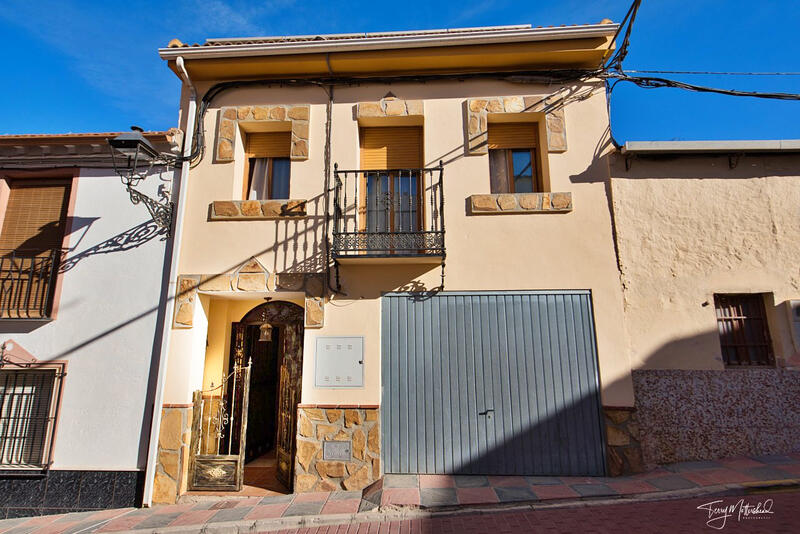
[108,126,175,234]
[259,322,273,342]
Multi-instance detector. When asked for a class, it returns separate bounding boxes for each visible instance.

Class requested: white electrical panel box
[315,337,364,388]
[785,300,800,352]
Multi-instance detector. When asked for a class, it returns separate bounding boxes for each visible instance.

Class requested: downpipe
[141,56,196,507]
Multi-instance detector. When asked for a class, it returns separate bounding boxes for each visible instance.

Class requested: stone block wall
[152,406,193,504]
[294,406,380,492]
[216,104,310,162]
[603,407,644,476]
[468,192,572,214]
[633,369,800,466]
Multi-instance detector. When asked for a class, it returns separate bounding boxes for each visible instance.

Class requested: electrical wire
[626,70,800,76]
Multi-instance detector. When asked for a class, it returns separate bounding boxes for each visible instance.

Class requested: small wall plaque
[323,440,352,461]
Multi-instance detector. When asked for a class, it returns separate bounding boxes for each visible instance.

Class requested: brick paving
[0,454,798,533]
[267,491,800,534]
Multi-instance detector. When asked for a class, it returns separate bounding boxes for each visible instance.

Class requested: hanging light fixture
[259,322,273,342]
[107,126,176,234]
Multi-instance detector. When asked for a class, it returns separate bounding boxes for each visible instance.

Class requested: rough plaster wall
[611,154,800,370]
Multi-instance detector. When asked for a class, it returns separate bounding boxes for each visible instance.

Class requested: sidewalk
[1,453,798,533]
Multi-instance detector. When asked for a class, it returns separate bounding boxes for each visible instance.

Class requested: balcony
[0,249,60,319]
[331,165,445,263]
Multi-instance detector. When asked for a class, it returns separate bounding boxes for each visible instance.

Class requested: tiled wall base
[0,470,143,519]
[633,369,800,466]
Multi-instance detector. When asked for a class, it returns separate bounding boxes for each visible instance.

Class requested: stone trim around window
[356,97,423,119]
[215,105,310,162]
[210,199,307,220]
[468,192,572,214]
[466,96,567,155]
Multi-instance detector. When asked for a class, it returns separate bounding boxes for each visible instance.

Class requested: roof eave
[622,140,800,155]
[159,24,618,61]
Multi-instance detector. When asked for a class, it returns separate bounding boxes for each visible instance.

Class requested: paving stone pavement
[0,453,798,533]
[270,490,800,533]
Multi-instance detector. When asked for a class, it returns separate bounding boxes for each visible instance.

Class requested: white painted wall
[2,167,171,470]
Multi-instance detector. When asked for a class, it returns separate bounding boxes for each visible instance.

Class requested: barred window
[0,368,62,468]
[714,294,774,367]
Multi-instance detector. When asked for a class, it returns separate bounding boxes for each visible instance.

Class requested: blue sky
[1,0,798,141]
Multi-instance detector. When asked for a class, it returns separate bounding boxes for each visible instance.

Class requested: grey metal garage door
[381,291,606,476]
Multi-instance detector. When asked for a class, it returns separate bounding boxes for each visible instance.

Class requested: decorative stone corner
[216,104,310,162]
[468,192,572,214]
[356,97,423,119]
[177,269,323,313]
[466,96,567,155]
[173,275,200,328]
[294,406,381,492]
[305,297,324,328]
[210,199,307,220]
[153,405,193,504]
[603,407,645,476]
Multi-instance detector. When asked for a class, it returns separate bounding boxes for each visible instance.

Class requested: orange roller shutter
[0,180,71,253]
[360,127,423,169]
[487,122,538,149]
[245,132,291,157]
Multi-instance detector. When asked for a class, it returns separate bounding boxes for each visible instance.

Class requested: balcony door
[359,126,423,235]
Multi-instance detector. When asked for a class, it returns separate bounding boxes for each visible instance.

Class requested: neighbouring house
[610,141,800,466]
[0,131,178,518]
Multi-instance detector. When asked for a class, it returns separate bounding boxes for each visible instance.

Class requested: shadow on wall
[382,319,800,479]
[631,327,800,466]
[60,220,167,273]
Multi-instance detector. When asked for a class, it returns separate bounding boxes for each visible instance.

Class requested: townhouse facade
[147,22,641,503]
[0,132,178,517]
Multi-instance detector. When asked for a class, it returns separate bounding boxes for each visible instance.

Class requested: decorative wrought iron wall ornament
[107,126,178,235]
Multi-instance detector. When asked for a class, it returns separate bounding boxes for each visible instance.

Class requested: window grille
[0,368,62,468]
[714,294,774,367]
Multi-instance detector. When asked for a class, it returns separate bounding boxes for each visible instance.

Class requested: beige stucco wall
[162,78,634,407]
[610,153,800,370]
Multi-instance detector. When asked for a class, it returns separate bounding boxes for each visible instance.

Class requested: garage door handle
[478,409,494,416]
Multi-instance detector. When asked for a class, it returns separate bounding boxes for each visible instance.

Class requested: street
[269,491,799,534]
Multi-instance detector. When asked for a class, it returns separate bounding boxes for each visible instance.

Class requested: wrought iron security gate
[188,360,252,491]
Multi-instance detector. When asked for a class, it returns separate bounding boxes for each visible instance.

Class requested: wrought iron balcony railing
[0,249,61,319]
[332,164,445,258]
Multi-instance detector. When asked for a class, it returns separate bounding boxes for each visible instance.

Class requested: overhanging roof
[160,23,618,81]
[622,140,800,155]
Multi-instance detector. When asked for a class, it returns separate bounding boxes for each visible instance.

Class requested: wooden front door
[275,323,303,488]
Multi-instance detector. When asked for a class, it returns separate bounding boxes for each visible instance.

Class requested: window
[0,368,62,468]
[359,126,423,233]
[714,294,774,367]
[244,132,291,200]
[0,179,70,319]
[487,122,542,194]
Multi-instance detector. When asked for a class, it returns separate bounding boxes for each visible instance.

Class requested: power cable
[627,70,800,76]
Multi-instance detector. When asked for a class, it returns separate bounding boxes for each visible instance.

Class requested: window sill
[210,200,307,221]
[468,192,572,215]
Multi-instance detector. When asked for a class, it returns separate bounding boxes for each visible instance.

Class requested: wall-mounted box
[784,300,800,352]
[315,336,364,388]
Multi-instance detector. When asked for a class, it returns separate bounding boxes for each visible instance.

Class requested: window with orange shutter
[0,179,70,318]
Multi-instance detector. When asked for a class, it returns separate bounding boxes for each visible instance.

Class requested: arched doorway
[229,300,304,490]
